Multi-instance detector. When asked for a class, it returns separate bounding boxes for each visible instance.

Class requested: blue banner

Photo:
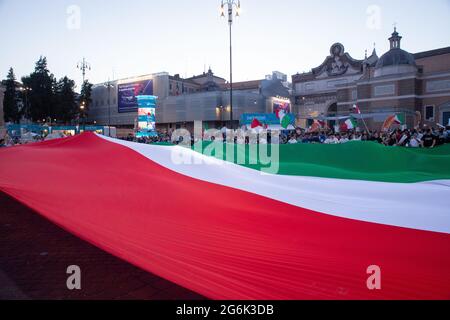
[118,79,154,113]
[240,113,280,125]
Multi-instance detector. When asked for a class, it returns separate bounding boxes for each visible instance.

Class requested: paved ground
[0,192,205,300]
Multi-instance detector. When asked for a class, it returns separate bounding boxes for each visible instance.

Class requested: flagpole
[353,105,370,133]
[360,114,370,133]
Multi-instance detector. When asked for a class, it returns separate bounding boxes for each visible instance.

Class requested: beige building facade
[292,29,450,130]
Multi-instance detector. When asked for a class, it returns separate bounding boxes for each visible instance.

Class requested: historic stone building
[292,29,450,130]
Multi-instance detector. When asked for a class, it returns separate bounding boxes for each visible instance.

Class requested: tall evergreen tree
[79,80,92,118]
[55,76,77,124]
[79,80,93,115]
[3,67,21,123]
[21,56,56,122]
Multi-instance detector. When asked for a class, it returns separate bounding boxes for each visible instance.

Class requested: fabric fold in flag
[0,132,449,300]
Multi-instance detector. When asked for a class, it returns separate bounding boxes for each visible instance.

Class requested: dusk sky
[1,0,449,91]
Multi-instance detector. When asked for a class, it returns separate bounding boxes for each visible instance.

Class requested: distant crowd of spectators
[283,127,449,148]
[0,131,66,148]
[0,133,44,147]
[2,126,449,149]
[119,126,450,149]
[122,132,172,144]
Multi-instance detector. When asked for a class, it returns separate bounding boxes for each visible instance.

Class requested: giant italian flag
[0,132,449,300]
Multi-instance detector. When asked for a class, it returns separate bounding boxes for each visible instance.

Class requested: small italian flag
[382,114,405,131]
[281,113,294,129]
[251,118,263,129]
[352,104,361,114]
[342,117,358,131]
[393,114,405,125]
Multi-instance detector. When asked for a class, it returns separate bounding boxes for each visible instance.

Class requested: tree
[21,56,56,122]
[79,80,93,115]
[3,67,21,123]
[54,76,77,124]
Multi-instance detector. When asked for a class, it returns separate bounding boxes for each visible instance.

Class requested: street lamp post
[80,102,86,132]
[220,0,241,129]
[217,105,225,127]
[19,87,32,123]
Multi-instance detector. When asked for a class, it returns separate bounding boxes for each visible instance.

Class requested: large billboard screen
[273,97,291,116]
[136,95,158,138]
[118,79,154,113]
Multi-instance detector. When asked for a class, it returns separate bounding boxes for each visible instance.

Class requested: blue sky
[1,0,449,91]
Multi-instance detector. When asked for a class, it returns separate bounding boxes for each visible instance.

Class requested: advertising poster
[136,95,158,138]
[118,79,154,113]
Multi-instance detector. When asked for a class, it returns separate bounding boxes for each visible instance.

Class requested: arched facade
[292,29,450,130]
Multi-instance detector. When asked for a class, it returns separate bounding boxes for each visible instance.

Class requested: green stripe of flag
[192,141,450,183]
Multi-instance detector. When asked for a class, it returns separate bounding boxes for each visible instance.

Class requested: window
[425,105,435,121]
[351,89,357,101]
[374,84,395,96]
[426,79,450,93]
[305,83,315,92]
[327,79,348,88]
[443,112,450,127]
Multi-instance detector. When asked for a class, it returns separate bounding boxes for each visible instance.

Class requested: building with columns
[292,29,450,130]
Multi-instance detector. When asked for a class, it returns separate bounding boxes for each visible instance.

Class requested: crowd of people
[120,126,450,149]
[2,126,449,149]
[123,132,172,144]
[284,127,449,148]
[0,131,65,147]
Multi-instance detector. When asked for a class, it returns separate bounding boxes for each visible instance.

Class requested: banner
[118,79,154,113]
[240,114,280,126]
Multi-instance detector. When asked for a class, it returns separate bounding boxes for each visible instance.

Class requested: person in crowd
[361,132,369,141]
[288,135,298,144]
[384,133,398,146]
[318,131,327,143]
[370,132,383,143]
[340,134,349,144]
[397,131,409,147]
[408,133,422,148]
[324,134,339,144]
[422,129,437,148]
[236,135,246,145]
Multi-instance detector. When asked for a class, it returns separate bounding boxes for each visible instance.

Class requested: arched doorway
[327,102,338,128]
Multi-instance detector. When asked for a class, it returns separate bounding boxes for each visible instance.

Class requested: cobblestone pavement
[0,192,205,300]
